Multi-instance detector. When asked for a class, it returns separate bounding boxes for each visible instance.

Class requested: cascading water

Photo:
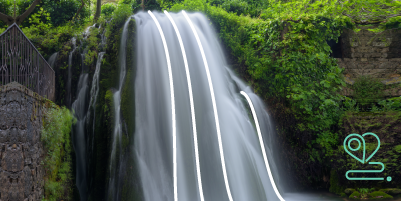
[72,51,106,201]
[107,17,131,201]
[133,11,285,201]
[70,10,345,201]
[70,22,107,200]
[72,71,89,201]
[67,37,77,107]
[47,52,58,69]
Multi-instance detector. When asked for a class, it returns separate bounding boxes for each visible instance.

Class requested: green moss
[122,133,130,150]
[340,193,347,197]
[349,191,361,199]
[329,169,344,195]
[345,188,356,194]
[395,145,401,153]
[379,188,401,195]
[369,191,393,199]
[42,104,76,200]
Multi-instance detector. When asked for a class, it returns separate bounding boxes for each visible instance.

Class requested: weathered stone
[338,26,401,96]
[0,82,45,201]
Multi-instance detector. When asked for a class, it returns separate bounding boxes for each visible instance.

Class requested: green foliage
[343,97,359,112]
[349,191,361,199]
[221,0,249,16]
[102,3,117,17]
[0,0,12,16]
[41,105,76,201]
[82,26,101,66]
[369,191,393,199]
[357,188,375,199]
[262,0,400,23]
[352,75,385,107]
[23,6,52,35]
[208,0,269,17]
[21,20,87,58]
[344,188,356,194]
[378,97,401,111]
[394,145,401,153]
[329,169,344,195]
[17,0,91,27]
[106,0,133,37]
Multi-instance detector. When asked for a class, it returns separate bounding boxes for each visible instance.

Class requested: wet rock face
[0,82,44,201]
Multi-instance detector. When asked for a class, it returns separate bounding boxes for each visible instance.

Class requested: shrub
[352,75,385,108]
[102,3,117,17]
[41,105,76,200]
[221,0,249,15]
[18,0,91,27]
[112,1,133,26]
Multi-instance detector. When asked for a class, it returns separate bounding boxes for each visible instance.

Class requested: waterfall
[72,71,89,201]
[133,11,284,201]
[107,17,131,201]
[72,51,106,201]
[61,9,353,200]
[67,37,77,107]
[47,52,58,69]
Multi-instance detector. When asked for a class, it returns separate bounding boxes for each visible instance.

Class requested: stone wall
[0,82,46,201]
[337,25,401,96]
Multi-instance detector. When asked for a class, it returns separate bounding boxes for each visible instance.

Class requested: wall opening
[388,31,401,58]
[327,37,343,58]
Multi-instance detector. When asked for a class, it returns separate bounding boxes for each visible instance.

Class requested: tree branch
[0,11,14,25]
[15,0,41,25]
[73,0,85,20]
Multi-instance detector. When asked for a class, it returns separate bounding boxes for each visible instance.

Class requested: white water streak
[164,10,204,201]
[182,10,234,201]
[148,10,178,201]
[240,91,285,201]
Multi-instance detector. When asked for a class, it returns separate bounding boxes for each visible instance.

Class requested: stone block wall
[0,82,46,201]
[336,25,401,96]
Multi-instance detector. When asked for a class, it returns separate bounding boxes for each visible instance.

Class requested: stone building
[335,25,401,96]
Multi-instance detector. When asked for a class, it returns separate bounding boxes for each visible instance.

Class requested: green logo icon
[343,132,391,181]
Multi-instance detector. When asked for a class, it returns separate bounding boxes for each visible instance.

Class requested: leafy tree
[0,0,41,25]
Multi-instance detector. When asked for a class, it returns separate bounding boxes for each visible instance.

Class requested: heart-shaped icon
[343,132,380,164]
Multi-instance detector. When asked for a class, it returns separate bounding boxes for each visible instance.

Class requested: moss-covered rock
[120,19,136,136]
[344,188,356,194]
[368,191,393,199]
[379,188,401,195]
[349,191,361,199]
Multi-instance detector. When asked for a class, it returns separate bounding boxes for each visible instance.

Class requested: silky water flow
[70,11,347,201]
